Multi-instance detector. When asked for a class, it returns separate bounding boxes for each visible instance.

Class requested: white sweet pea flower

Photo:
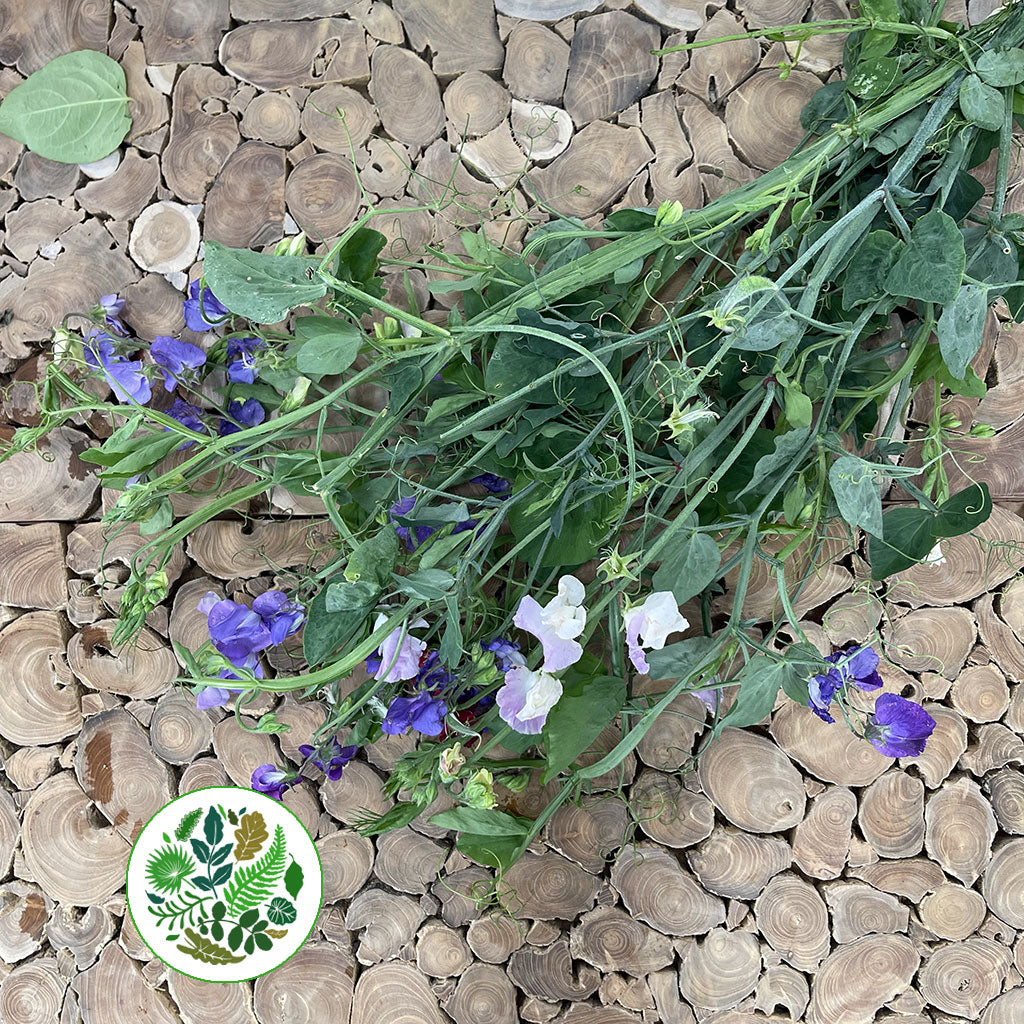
[371,613,428,682]
[922,541,946,567]
[496,665,563,734]
[513,574,587,672]
[625,591,690,674]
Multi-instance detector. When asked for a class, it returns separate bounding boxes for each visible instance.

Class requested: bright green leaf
[976,48,1024,87]
[848,56,900,100]
[293,316,362,379]
[716,656,807,735]
[429,807,531,837]
[784,386,813,429]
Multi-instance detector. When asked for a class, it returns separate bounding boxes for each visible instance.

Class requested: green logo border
[125,786,323,984]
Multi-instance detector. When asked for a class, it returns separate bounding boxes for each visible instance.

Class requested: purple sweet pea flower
[198,591,273,669]
[470,473,512,495]
[513,575,587,673]
[417,649,454,691]
[226,336,265,384]
[195,663,264,710]
[167,397,205,433]
[252,590,305,645]
[389,495,435,552]
[219,397,265,436]
[298,738,358,781]
[481,637,526,673]
[496,664,562,734]
[368,613,428,682]
[150,335,207,392]
[83,329,152,405]
[808,644,884,723]
[251,763,299,801]
[96,293,128,335]
[183,279,230,332]
[382,692,448,736]
[865,693,937,757]
[83,329,116,367]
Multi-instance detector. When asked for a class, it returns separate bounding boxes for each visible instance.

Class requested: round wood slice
[67,620,177,700]
[176,758,229,796]
[770,701,891,787]
[563,12,659,125]
[169,577,223,669]
[204,140,286,249]
[982,838,1024,927]
[444,72,511,137]
[186,519,333,580]
[698,728,806,832]
[359,138,411,197]
[44,901,112,971]
[350,961,444,1024]
[368,45,444,147]
[635,0,714,29]
[373,827,445,894]
[0,610,81,745]
[918,937,1010,1018]
[72,708,174,843]
[950,662,1010,723]
[678,928,761,1010]
[984,988,1024,1024]
[569,906,674,977]
[886,606,976,676]
[241,91,301,146]
[22,773,130,906]
[466,914,526,964]
[494,0,600,16]
[961,721,1024,776]
[510,99,573,162]
[0,788,18,878]
[633,687,705,770]
[373,198,435,262]
[446,962,518,1024]
[901,704,968,787]
[508,939,600,1002]
[735,0,811,26]
[824,882,908,943]
[0,426,98,521]
[792,784,856,880]
[784,0,849,71]
[316,829,374,902]
[2,957,67,1024]
[149,689,214,764]
[13,152,80,200]
[858,770,925,859]
[3,745,59,792]
[925,776,996,885]
[822,591,883,648]
[686,827,791,900]
[252,941,355,1024]
[631,769,714,849]
[430,866,493,927]
[346,889,425,965]
[166,972,258,1024]
[128,201,199,273]
[609,843,724,937]
[503,23,569,103]
[988,766,1024,834]
[301,84,378,152]
[726,69,820,172]
[415,922,472,978]
[286,151,361,242]
[211,715,279,787]
[919,881,987,941]
[755,965,809,1021]
[0,881,51,963]
[498,850,600,920]
[847,857,945,902]
[543,794,629,874]
[678,10,760,103]
[807,934,919,1024]
[640,88,702,210]
[321,760,392,826]
[754,872,829,972]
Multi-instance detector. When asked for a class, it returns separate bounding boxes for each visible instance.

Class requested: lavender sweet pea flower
[96,293,128,335]
[167,397,205,433]
[150,335,206,391]
[298,738,357,781]
[808,644,884,723]
[382,692,448,736]
[513,575,587,672]
[417,649,454,691]
[252,590,305,645]
[195,664,263,710]
[470,473,512,495]
[219,397,265,436]
[482,637,526,673]
[624,592,690,674]
[369,613,428,682]
[251,763,299,801]
[84,329,152,404]
[226,336,265,384]
[199,591,273,669]
[389,495,435,551]
[865,693,937,757]
[183,279,230,332]
[496,664,563,734]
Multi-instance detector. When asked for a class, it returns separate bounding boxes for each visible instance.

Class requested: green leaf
[203,241,326,324]
[174,808,202,842]
[293,316,362,379]
[238,908,260,929]
[345,528,399,588]
[204,806,224,848]
[0,51,130,163]
[959,75,1005,131]
[456,832,523,871]
[176,928,245,965]
[645,635,718,682]
[304,582,373,667]
[428,807,531,837]
[541,674,626,783]
[391,568,455,601]
[737,428,810,499]
[842,230,902,307]
[778,642,822,706]
[829,455,884,538]
[266,897,297,925]
[284,859,304,901]
[211,863,233,886]
[254,931,273,951]
[848,56,900,100]
[715,656,806,735]
[976,48,1024,87]
[937,284,988,380]
[886,210,966,304]
[868,506,936,580]
[652,533,721,604]
[783,386,813,429]
[223,826,287,917]
[227,925,243,952]
[933,482,992,538]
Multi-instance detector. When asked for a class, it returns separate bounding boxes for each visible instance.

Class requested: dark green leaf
[737,428,810,499]
[652,533,721,604]
[868,506,936,579]
[204,807,223,847]
[778,642,823,706]
[212,901,226,920]
[976,48,1024,87]
[284,859,304,901]
[456,832,523,872]
[829,455,884,538]
[645,635,718,682]
[345,528,399,589]
[325,579,379,615]
[392,568,455,601]
[190,839,211,864]
[886,210,965,304]
[842,230,902,307]
[238,908,260,929]
[293,316,362,379]
[244,934,255,956]
[190,875,214,891]
[937,283,988,379]
[960,75,1005,130]
[210,920,224,942]
[211,863,233,886]
[848,56,900,99]
[933,482,992,538]
[210,842,233,866]
[304,582,373,667]
[716,656,807,735]
[227,926,243,952]
[733,311,804,352]
[384,361,424,411]
[266,897,297,925]
[541,674,626,782]
[800,80,846,133]
[428,807,531,837]
[0,51,130,163]
[254,931,273,951]
[204,241,326,324]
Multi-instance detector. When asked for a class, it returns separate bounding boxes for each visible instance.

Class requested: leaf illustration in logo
[284,858,304,900]
[233,811,269,862]
[145,845,196,895]
[266,897,296,925]
[176,927,245,965]
[265,928,288,939]
[223,825,286,916]
[174,808,202,841]
[204,806,224,847]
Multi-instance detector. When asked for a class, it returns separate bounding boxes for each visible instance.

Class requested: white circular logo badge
[126,787,322,983]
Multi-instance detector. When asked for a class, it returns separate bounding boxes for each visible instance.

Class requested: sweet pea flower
[150,335,206,391]
[198,591,272,669]
[624,591,690,674]
[417,649,454,691]
[389,495,477,552]
[183,280,230,331]
[251,763,299,801]
[298,737,357,781]
[481,637,526,673]
[367,613,428,682]
[226,336,265,383]
[252,590,305,644]
[382,692,448,736]
[496,664,563,734]
[865,693,936,757]
[513,575,587,672]
[167,397,205,435]
[219,397,265,435]
[84,330,152,405]
[470,473,512,495]
[196,664,263,710]
[808,644,884,723]
[96,293,128,335]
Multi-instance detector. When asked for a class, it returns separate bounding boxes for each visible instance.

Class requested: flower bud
[374,317,402,341]
[278,375,311,414]
[502,771,530,793]
[462,768,497,809]
[655,200,684,227]
[597,544,638,583]
[970,423,996,438]
[52,327,80,362]
[438,742,466,783]
[274,232,307,257]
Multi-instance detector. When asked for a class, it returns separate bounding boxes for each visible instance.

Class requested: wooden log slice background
[2,3,1023,1022]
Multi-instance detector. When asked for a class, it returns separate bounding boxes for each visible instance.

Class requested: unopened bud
[655,200,684,227]
[438,743,466,783]
[279,375,311,414]
[274,232,307,257]
[462,768,497,809]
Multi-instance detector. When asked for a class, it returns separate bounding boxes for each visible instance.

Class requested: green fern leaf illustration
[174,808,203,841]
[223,825,286,917]
[145,844,196,895]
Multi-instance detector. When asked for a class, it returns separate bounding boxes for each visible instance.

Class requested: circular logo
[126,787,322,983]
